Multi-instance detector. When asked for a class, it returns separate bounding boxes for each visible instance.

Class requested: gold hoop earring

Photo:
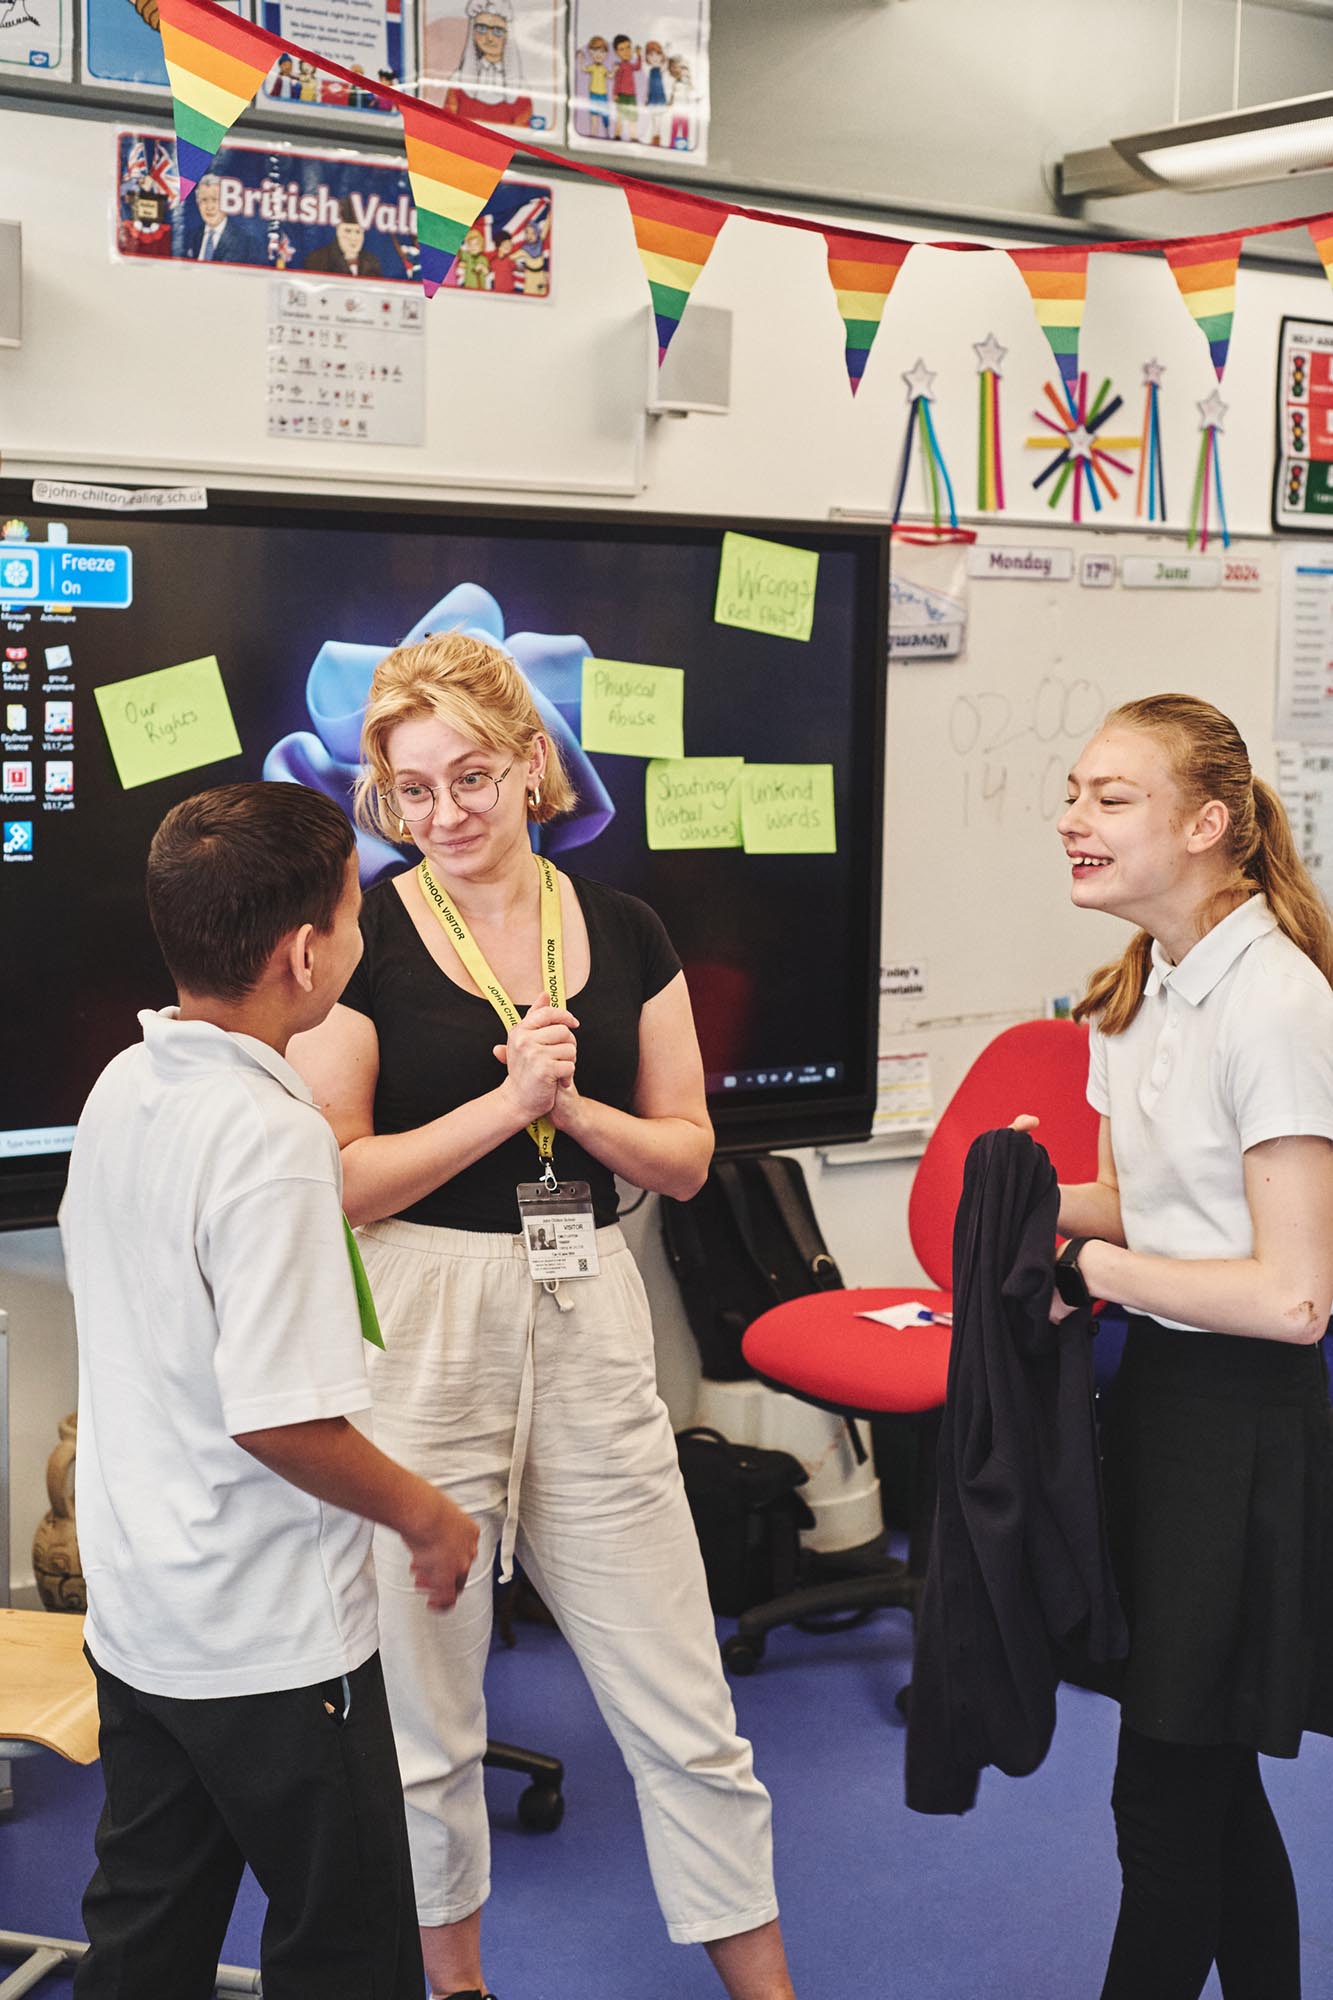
[528,784,542,810]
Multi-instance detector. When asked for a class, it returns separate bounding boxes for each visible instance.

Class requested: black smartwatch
[1053,1237,1094,1312]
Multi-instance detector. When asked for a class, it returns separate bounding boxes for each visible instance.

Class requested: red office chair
[728,1020,1099,1674]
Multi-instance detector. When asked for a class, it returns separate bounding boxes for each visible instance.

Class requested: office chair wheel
[721,1633,764,1676]
[517,1782,565,1832]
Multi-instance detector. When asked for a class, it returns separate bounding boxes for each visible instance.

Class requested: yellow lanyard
[417,854,565,1183]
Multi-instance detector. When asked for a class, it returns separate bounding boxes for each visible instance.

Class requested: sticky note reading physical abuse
[714,533,819,642]
[580,658,685,759]
[94,656,242,790]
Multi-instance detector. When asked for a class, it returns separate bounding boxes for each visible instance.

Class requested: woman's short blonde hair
[355,632,577,844]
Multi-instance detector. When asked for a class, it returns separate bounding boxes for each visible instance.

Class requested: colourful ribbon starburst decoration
[1025,371,1139,522]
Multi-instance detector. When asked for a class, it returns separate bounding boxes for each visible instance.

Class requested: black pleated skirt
[1098,1317,1333,1758]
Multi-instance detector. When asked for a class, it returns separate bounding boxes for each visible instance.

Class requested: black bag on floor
[675,1427,817,1616]
[660,1154,844,1381]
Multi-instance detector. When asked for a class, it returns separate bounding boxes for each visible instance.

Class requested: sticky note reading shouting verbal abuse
[580,658,685,760]
[741,764,837,854]
[714,532,819,643]
[94,655,241,790]
[645,758,743,849]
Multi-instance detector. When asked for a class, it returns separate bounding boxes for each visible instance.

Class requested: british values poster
[1274,315,1333,533]
[115,132,555,299]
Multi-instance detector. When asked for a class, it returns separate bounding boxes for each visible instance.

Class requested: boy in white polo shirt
[60,781,480,2000]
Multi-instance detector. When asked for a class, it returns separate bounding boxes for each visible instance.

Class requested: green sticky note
[741,764,837,854]
[714,532,820,643]
[94,655,241,790]
[580,658,685,759]
[645,758,744,850]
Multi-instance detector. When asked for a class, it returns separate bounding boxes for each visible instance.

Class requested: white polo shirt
[1087,895,1333,1331]
[60,1009,378,1699]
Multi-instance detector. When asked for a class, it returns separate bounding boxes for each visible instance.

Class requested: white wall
[4,89,1333,1588]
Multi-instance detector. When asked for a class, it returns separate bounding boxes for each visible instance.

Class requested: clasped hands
[493,1004,582,1129]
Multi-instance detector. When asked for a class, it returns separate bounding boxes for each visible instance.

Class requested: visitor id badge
[517,1181,600,1282]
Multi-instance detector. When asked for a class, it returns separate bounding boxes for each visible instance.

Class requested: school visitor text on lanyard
[417,851,565,1184]
[416,853,599,1283]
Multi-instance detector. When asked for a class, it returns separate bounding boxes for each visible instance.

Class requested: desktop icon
[5,705,26,733]
[45,761,73,796]
[3,760,32,794]
[3,819,32,859]
[45,644,73,672]
[44,701,73,735]
[4,647,28,665]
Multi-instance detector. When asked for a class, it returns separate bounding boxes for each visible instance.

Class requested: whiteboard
[879,525,1279,1116]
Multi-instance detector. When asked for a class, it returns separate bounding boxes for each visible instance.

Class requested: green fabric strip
[342,1216,385,1349]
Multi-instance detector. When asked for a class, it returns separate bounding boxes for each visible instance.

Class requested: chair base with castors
[483,1738,565,1832]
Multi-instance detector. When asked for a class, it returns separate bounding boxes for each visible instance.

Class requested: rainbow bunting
[399,100,515,298]
[1165,236,1241,379]
[1007,246,1089,411]
[156,0,280,199]
[823,231,912,394]
[624,185,728,365]
[1310,216,1333,289]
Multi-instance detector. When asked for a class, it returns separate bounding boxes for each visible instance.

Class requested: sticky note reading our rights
[645,758,743,850]
[580,658,685,760]
[94,655,242,790]
[714,532,820,643]
[741,764,837,854]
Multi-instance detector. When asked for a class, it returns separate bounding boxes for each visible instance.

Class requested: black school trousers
[1099,1721,1301,2000]
[74,1648,423,2000]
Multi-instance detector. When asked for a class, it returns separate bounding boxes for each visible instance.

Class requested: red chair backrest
[906,1019,1099,1289]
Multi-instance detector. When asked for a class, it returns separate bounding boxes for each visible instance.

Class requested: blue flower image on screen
[262,581,615,883]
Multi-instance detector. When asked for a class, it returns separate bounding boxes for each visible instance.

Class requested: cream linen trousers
[358,1217,778,1945]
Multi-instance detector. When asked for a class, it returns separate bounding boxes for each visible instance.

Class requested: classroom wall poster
[0,0,73,79]
[267,279,425,445]
[419,0,565,136]
[81,0,243,92]
[1273,315,1333,533]
[258,0,414,111]
[567,0,708,161]
[440,180,552,295]
[115,133,552,296]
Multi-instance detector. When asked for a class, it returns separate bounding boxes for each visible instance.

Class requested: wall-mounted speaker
[0,222,21,349]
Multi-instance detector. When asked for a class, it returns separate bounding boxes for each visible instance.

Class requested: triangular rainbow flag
[399,100,515,298]
[156,0,280,199]
[1310,216,1333,288]
[1008,246,1089,407]
[823,231,912,394]
[1165,236,1242,379]
[623,184,728,365]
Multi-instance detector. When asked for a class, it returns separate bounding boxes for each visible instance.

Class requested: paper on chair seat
[857,1301,949,1329]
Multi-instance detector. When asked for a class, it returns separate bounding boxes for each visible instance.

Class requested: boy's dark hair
[147,783,354,1001]
[613,32,630,48]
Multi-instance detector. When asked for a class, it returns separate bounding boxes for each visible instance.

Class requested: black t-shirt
[338,869,683,1231]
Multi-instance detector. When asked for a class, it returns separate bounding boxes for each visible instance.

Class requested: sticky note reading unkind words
[645,758,743,850]
[741,764,837,855]
[580,658,685,760]
[714,532,819,643]
[94,655,241,790]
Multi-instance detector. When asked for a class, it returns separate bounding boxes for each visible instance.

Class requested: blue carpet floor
[5,1607,1333,1998]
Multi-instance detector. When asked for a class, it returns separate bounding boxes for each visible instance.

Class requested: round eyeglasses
[386,761,514,822]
